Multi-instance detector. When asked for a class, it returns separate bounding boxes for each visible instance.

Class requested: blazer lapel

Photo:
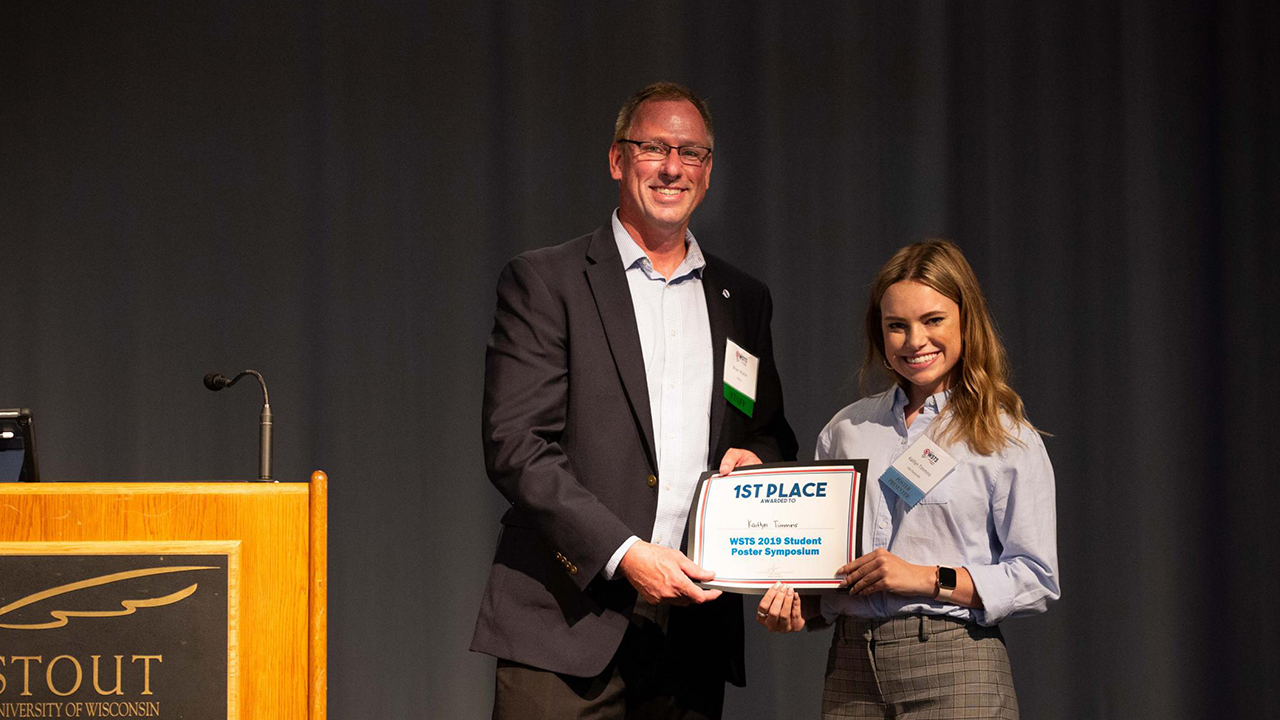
[702,262,735,463]
[584,225,657,471]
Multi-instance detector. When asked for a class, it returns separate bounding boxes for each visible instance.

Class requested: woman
[758,240,1058,719]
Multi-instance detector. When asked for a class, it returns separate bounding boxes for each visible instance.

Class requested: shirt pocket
[899,498,962,545]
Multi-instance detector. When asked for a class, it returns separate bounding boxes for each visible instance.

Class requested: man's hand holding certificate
[685,461,868,593]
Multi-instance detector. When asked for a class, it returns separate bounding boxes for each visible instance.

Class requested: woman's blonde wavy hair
[859,240,1040,455]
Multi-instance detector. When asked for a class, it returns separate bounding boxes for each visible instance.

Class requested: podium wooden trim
[0,472,328,719]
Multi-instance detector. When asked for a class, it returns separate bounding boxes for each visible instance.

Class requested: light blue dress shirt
[817,386,1059,626]
[602,211,714,581]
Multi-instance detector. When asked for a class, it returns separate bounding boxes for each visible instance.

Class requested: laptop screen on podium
[0,409,39,482]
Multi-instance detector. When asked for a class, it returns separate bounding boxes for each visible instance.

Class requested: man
[473,82,798,719]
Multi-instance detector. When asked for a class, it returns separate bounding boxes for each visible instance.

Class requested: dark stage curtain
[3,2,1277,717]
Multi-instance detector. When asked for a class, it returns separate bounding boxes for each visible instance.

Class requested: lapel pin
[722,289,730,299]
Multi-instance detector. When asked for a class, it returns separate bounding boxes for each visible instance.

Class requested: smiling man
[472,82,798,719]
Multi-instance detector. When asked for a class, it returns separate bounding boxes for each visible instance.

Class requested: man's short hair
[614,82,714,149]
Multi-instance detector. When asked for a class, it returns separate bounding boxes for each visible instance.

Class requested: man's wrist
[604,536,641,580]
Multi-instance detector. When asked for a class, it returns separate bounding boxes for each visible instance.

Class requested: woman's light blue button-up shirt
[818,386,1060,626]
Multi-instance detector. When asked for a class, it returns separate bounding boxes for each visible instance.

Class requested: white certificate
[685,460,867,593]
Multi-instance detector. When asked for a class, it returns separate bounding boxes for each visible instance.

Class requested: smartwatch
[934,566,957,602]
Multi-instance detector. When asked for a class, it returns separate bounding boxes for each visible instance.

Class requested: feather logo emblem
[0,566,219,630]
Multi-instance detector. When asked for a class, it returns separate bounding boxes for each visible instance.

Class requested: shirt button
[668,382,675,389]
[878,521,886,529]
[647,474,658,488]
[670,329,677,337]
[655,536,663,544]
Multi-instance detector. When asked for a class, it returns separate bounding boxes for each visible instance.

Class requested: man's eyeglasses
[616,139,713,167]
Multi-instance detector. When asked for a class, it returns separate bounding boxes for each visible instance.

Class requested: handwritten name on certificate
[685,460,868,593]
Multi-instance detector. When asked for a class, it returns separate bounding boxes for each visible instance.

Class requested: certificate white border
[685,460,867,593]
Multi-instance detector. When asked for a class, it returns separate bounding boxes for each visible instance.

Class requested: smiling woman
[861,241,1039,456]
[756,240,1059,720]
[878,280,963,418]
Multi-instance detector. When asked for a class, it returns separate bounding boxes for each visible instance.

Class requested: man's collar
[611,209,705,279]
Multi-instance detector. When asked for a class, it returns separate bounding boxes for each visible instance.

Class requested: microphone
[204,370,274,482]
[204,372,233,391]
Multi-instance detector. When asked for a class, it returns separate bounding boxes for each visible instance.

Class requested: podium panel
[0,474,327,719]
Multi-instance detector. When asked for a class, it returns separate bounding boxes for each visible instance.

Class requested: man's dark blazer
[471,221,798,685]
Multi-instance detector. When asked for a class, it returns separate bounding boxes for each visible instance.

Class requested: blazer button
[647,474,658,488]
[569,564,578,574]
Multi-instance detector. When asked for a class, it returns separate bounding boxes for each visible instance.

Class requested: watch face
[939,566,958,588]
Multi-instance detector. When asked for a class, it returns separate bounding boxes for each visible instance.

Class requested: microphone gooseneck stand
[203,370,273,482]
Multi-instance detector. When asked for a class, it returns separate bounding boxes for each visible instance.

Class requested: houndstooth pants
[822,615,1019,719]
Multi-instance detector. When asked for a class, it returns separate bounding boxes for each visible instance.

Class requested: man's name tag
[878,434,958,507]
[723,339,759,417]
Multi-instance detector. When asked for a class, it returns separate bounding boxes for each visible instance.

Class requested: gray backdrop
[4,1,1278,718]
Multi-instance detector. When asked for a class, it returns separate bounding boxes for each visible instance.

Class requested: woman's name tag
[878,435,958,507]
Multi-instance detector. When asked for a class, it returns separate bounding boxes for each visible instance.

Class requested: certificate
[685,460,867,593]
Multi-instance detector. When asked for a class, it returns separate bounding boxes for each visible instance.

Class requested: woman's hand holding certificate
[836,548,935,596]
[756,582,817,633]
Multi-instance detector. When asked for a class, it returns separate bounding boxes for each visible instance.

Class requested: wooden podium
[0,472,327,719]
